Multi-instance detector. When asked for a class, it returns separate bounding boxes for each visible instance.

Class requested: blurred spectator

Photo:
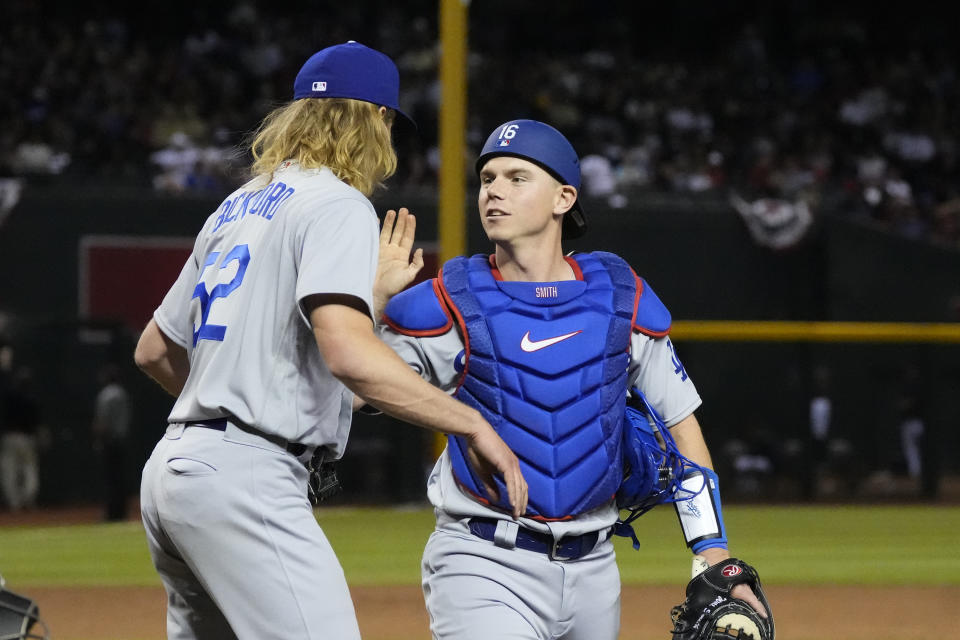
[896,364,926,481]
[803,364,833,500]
[580,153,618,199]
[150,132,201,193]
[725,423,778,500]
[1,3,960,248]
[0,178,24,229]
[838,86,889,128]
[9,139,70,176]
[932,195,960,248]
[0,345,44,512]
[150,129,241,194]
[91,363,132,521]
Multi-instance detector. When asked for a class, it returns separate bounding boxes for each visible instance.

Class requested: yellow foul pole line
[438,0,468,263]
[671,320,960,343]
[434,0,468,457]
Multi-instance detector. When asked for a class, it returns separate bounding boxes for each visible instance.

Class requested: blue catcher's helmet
[614,388,707,547]
[475,119,587,238]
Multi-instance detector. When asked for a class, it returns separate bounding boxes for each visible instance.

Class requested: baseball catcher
[377,117,768,639]
[670,557,774,640]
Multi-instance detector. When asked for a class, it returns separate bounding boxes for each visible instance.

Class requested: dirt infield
[5,504,959,639]
[20,583,960,639]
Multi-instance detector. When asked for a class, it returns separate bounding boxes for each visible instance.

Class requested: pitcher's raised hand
[374,208,424,318]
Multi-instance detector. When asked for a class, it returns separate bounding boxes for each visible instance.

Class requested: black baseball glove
[670,558,774,640]
[306,448,342,506]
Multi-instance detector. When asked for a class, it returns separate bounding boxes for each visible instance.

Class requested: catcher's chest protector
[441,252,635,518]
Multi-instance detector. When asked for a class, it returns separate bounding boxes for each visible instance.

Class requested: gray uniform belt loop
[493,519,520,549]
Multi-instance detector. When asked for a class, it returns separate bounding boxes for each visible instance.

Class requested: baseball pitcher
[135,43,526,640]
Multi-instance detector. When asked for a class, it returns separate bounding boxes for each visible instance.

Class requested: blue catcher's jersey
[441,252,638,519]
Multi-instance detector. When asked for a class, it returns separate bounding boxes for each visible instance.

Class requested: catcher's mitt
[670,558,774,640]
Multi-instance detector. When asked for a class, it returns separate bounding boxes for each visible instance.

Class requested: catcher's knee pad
[670,558,774,640]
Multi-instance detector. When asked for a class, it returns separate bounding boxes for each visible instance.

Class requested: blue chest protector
[439,252,637,519]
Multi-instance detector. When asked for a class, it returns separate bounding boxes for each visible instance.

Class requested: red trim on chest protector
[454,477,577,522]
[631,269,670,338]
[380,279,454,337]
[437,268,471,392]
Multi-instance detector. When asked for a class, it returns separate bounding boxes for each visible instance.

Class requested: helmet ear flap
[561,205,587,239]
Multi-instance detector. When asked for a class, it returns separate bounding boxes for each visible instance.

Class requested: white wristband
[674,469,727,551]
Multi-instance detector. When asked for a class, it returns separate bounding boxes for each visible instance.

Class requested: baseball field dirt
[3,503,958,640]
[18,583,960,639]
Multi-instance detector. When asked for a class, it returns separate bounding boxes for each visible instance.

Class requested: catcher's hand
[670,558,774,640]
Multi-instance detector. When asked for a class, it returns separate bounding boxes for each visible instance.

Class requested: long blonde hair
[249,98,397,197]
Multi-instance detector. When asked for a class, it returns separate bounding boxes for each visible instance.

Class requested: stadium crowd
[2,1,959,249]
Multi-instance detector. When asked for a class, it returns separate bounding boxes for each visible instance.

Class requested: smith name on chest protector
[384,252,671,519]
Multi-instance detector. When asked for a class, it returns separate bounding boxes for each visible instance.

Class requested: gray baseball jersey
[154,161,378,456]
[380,311,701,640]
[142,161,378,639]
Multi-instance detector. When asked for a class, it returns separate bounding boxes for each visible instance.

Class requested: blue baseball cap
[476,119,586,237]
[294,41,414,124]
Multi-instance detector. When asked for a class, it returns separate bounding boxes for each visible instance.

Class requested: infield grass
[0,504,957,587]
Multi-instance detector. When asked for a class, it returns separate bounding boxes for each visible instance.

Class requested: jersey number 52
[191,244,250,346]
